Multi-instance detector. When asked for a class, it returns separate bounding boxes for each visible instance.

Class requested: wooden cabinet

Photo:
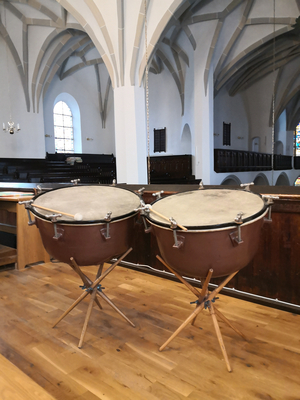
[0,195,50,270]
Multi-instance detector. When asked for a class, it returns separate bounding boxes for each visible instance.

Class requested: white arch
[254,173,269,186]
[221,175,241,185]
[274,140,284,155]
[275,172,290,186]
[181,123,192,154]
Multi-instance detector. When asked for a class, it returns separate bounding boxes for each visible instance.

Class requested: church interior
[0,0,300,399]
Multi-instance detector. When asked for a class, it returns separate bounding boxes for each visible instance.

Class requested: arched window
[53,101,74,153]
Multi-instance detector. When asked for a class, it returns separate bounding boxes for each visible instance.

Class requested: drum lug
[152,190,164,200]
[18,200,36,226]
[136,203,152,233]
[262,195,278,223]
[229,227,244,246]
[170,218,185,249]
[101,212,112,240]
[172,231,185,249]
[53,225,64,240]
[46,214,64,239]
[240,182,254,191]
[142,216,152,233]
[230,213,244,246]
[100,226,111,240]
[137,187,145,199]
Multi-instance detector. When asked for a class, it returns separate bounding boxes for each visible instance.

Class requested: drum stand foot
[52,248,135,348]
[157,255,246,372]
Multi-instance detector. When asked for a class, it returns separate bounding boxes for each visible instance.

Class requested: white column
[113,85,148,184]
[193,67,214,185]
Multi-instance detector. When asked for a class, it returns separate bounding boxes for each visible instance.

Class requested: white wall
[214,87,249,150]
[0,37,46,158]
[148,67,182,156]
[43,65,115,155]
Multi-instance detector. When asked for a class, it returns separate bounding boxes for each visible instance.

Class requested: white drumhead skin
[150,189,265,227]
[33,186,140,222]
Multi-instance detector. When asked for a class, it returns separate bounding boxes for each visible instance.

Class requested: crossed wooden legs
[157,255,247,372]
[52,248,135,348]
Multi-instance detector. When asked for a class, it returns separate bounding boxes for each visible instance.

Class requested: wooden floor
[0,262,299,400]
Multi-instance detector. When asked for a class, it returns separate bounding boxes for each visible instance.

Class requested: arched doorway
[275,173,290,186]
[221,175,241,185]
[254,173,269,186]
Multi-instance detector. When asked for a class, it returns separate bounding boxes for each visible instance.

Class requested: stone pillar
[113,85,148,184]
[193,67,214,185]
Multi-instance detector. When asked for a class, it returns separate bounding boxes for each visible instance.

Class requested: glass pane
[53,101,74,153]
[63,115,73,127]
[62,102,72,116]
[54,114,63,126]
[54,126,64,138]
[54,101,63,114]
[64,128,73,139]
[64,139,74,152]
[55,138,65,151]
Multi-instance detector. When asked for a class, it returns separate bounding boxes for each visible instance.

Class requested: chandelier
[3,119,21,134]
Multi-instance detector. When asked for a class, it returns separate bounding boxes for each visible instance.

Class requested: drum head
[148,189,266,229]
[32,185,141,223]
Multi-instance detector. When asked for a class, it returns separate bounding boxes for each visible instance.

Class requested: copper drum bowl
[29,185,141,266]
[146,188,269,279]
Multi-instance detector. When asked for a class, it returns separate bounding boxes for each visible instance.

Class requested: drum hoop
[30,184,140,224]
[148,208,268,232]
[147,188,268,230]
[34,212,137,226]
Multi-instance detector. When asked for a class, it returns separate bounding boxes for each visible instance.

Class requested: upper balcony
[214,149,297,173]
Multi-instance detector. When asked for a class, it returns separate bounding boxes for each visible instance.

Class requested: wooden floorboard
[0,262,299,400]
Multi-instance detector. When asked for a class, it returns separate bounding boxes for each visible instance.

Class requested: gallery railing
[214,149,293,173]
[294,157,300,169]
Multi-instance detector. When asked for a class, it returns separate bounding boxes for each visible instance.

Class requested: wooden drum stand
[52,248,135,348]
[157,255,247,372]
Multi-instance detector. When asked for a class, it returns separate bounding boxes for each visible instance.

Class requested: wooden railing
[150,154,200,184]
[294,157,300,169]
[214,149,293,173]
[273,154,292,170]
[0,153,116,184]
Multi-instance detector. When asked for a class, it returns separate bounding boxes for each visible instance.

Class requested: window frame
[53,101,75,153]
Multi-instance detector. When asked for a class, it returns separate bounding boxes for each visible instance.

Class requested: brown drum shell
[149,214,266,279]
[35,214,136,266]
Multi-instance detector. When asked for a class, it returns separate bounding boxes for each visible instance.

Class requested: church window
[53,101,74,153]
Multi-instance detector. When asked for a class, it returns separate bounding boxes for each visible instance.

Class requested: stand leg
[77,263,106,348]
[159,301,205,351]
[70,258,103,311]
[78,289,98,348]
[97,290,135,327]
[213,306,247,340]
[52,287,90,328]
[192,269,213,326]
[157,257,241,372]
[52,248,132,328]
[209,302,232,372]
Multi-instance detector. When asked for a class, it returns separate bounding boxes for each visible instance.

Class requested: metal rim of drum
[30,185,140,224]
[146,188,268,231]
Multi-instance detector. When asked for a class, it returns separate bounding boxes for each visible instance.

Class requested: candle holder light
[3,119,21,134]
